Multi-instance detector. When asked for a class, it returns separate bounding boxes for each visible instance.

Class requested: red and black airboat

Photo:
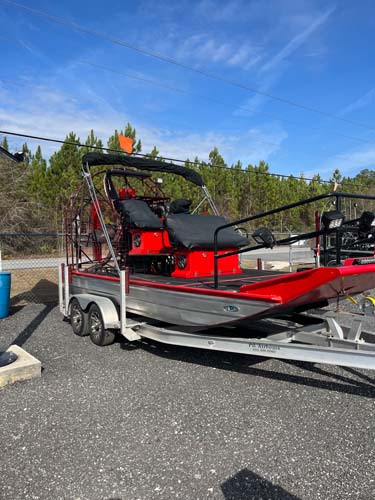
[59,152,375,369]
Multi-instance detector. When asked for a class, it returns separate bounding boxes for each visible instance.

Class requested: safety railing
[213,192,375,289]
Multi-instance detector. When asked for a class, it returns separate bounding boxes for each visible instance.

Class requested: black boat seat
[166,214,248,250]
[114,199,163,229]
[169,198,192,214]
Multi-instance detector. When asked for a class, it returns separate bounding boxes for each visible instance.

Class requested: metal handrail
[213,192,375,288]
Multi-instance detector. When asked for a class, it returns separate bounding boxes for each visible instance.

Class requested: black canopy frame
[80,153,218,274]
[82,152,204,187]
[104,169,152,202]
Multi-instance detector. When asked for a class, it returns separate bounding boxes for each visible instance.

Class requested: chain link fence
[0,233,64,305]
[0,230,315,305]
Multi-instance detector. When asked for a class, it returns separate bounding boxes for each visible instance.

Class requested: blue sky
[1,0,375,179]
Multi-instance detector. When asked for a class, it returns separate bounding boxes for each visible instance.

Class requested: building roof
[0,146,23,163]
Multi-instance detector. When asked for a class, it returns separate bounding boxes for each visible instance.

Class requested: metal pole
[82,164,121,274]
[257,258,264,270]
[315,210,321,268]
[58,264,64,315]
[64,265,70,316]
[0,246,17,366]
[288,229,293,272]
[202,186,219,215]
[336,194,342,265]
[120,269,127,336]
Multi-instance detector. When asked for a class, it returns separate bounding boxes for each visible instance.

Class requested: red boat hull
[71,263,375,326]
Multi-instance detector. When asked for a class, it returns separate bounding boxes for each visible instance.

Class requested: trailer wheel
[88,303,116,346]
[70,298,89,337]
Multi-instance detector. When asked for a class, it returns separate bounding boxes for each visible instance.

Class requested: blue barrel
[0,272,11,319]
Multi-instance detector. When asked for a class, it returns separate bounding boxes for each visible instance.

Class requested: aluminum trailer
[59,264,375,371]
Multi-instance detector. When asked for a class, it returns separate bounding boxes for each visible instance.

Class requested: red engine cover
[128,230,167,255]
[171,249,242,278]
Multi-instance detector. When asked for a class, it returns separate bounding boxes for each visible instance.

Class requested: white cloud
[259,5,335,75]
[195,0,245,22]
[342,88,375,115]
[234,5,335,116]
[160,32,264,70]
[304,146,375,179]
[137,124,287,165]
[0,83,287,165]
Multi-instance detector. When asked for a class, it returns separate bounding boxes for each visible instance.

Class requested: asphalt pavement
[241,246,314,264]
[1,304,375,500]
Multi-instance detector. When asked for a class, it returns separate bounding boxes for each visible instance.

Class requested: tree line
[1,123,374,233]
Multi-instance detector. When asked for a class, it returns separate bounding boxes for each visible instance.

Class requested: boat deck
[130,269,285,291]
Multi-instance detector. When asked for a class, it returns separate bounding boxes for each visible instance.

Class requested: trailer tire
[70,298,89,337]
[88,303,116,346]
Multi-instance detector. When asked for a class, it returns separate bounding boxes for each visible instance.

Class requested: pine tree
[330,168,342,188]
[107,123,142,154]
[28,146,47,205]
[123,122,142,153]
[21,143,32,166]
[107,129,120,152]
[81,129,104,155]
[46,132,82,226]
[1,136,9,151]
[147,146,159,158]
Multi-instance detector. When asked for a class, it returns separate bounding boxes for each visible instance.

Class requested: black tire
[70,298,89,337]
[88,303,116,346]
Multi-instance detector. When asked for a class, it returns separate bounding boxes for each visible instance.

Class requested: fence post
[257,258,264,271]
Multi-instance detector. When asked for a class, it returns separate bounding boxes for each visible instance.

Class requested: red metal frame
[90,201,102,262]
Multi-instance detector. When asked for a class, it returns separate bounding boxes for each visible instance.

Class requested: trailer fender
[69,294,120,329]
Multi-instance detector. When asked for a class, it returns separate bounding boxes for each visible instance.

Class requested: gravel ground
[1,302,375,500]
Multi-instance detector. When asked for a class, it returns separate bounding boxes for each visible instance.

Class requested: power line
[2,0,375,133]
[79,61,301,127]
[0,128,369,187]
[0,76,282,151]
[1,71,374,152]
[78,62,375,149]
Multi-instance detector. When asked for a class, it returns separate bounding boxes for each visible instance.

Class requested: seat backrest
[114,199,163,229]
[166,214,248,249]
[169,198,192,214]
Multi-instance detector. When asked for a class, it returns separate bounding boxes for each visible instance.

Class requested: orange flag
[119,134,133,154]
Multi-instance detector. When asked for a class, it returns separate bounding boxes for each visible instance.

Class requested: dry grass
[9,268,58,305]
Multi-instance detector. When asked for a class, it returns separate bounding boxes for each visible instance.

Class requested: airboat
[59,151,375,370]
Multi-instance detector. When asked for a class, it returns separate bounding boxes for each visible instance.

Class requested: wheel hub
[90,312,101,335]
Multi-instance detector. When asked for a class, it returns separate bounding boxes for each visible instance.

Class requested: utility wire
[78,62,375,149]
[1,70,374,152]
[2,0,375,132]
[0,128,370,187]
[0,76,282,150]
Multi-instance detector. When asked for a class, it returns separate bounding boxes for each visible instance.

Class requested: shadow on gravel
[221,468,301,500]
[10,279,58,307]
[120,339,375,399]
[10,304,55,348]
